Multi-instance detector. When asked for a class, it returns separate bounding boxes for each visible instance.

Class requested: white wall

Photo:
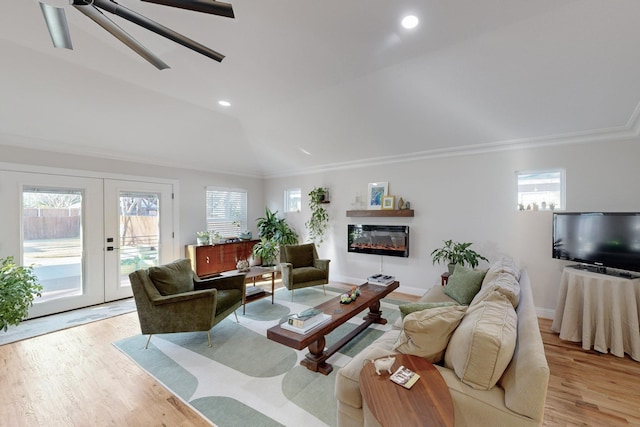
[264,137,640,318]
[3,136,639,318]
[0,144,265,255]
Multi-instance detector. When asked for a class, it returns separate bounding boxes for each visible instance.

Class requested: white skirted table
[552,267,640,361]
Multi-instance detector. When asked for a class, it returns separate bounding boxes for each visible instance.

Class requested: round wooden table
[359,354,454,427]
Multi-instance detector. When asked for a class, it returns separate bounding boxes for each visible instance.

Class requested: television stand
[568,264,639,280]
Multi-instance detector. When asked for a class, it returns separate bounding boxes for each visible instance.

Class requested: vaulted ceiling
[2,1,639,178]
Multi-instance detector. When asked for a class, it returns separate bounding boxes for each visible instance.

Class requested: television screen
[552,212,640,273]
[348,224,409,258]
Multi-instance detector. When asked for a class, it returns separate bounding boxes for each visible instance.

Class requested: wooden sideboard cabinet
[185,240,259,278]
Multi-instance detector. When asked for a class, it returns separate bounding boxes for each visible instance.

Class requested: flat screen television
[348,224,409,258]
[552,212,640,274]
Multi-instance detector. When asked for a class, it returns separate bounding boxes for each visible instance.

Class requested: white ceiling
[2,0,640,178]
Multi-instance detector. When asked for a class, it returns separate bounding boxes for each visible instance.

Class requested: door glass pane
[119,192,160,284]
[22,187,83,303]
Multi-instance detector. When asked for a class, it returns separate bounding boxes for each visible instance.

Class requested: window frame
[205,186,248,238]
[284,188,301,213]
[516,168,565,211]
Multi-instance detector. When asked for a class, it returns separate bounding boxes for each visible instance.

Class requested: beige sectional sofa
[335,257,550,427]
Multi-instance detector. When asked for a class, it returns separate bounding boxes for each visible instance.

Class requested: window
[516,169,565,211]
[284,188,301,213]
[206,187,247,237]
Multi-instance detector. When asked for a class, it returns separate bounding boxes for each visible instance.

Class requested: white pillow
[444,291,517,390]
[394,305,467,363]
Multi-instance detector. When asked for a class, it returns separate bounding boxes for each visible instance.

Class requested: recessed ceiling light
[218,100,231,107]
[401,15,419,29]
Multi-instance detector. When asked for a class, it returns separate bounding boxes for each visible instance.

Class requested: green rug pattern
[114,286,402,427]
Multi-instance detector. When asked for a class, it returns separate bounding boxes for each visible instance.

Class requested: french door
[0,170,175,318]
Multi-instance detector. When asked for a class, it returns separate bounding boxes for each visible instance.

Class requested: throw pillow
[472,272,520,309]
[444,291,517,390]
[394,305,467,363]
[148,259,194,296]
[443,264,487,305]
[398,301,457,319]
[482,255,521,286]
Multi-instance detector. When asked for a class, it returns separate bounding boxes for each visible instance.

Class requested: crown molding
[265,102,640,179]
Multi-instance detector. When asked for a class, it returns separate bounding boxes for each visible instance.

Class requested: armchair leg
[323,284,326,295]
[234,311,239,323]
[291,288,294,301]
[145,334,153,349]
[207,331,212,348]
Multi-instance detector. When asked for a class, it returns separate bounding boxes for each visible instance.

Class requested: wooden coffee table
[360,353,454,427]
[221,266,276,314]
[266,281,399,375]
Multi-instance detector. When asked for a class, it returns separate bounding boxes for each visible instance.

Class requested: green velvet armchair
[129,258,245,348]
[279,243,330,300]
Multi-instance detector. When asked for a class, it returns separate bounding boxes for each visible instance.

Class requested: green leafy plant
[0,256,43,332]
[430,240,488,273]
[253,207,298,265]
[305,187,329,245]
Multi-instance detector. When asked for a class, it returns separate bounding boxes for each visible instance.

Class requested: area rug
[114,286,404,427]
[0,298,136,345]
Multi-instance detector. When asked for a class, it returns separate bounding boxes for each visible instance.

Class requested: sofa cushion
[472,272,520,309]
[148,259,194,296]
[444,291,517,390]
[482,255,520,285]
[284,244,314,268]
[443,264,487,305]
[394,305,467,363]
[398,301,457,319]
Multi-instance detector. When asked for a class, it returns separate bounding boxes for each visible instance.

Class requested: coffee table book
[280,313,331,334]
[390,365,420,389]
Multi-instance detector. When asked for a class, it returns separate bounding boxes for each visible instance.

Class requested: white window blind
[206,187,247,237]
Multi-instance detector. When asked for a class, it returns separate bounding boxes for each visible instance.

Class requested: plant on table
[305,187,329,245]
[430,240,488,274]
[253,207,298,266]
[0,256,43,332]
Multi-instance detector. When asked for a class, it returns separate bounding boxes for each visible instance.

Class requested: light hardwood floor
[1,283,639,426]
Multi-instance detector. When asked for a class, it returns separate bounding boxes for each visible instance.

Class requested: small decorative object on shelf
[196,231,210,246]
[390,365,421,389]
[373,356,396,375]
[236,259,250,272]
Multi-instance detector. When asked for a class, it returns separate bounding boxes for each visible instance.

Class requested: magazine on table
[390,365,420,389]
[287,308,323,328]
[366,274,396,286]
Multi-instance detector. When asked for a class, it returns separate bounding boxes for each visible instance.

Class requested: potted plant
[430,240,488,274]
[253,207,298,265]
[305,187,329,245]
[196,231,210,245]
[1,256,43,332]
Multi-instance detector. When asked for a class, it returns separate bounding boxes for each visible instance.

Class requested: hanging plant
[305,187,329,245]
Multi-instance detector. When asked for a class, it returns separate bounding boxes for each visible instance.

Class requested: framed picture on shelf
[382,196,395,210]
[367,182,388,210]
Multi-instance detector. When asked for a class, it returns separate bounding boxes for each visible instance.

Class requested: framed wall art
[382,195,395,210]
[367,182,388,210]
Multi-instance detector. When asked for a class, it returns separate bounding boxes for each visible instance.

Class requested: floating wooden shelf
[346,209,414,217]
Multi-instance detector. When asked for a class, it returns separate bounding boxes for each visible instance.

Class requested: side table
[359,353,454,427]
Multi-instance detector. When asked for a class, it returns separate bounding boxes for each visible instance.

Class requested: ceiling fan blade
[73,3,170,70]
[82,0,225,62]
[39,2,73,49]
[140,0,234,19]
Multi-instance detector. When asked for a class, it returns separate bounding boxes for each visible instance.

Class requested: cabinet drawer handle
[206,256,210,263]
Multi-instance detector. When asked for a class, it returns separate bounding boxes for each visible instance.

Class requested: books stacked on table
[281,309,331,334]
[390,365,420,389]
[366,273,396,286]
[245,286,265,298]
